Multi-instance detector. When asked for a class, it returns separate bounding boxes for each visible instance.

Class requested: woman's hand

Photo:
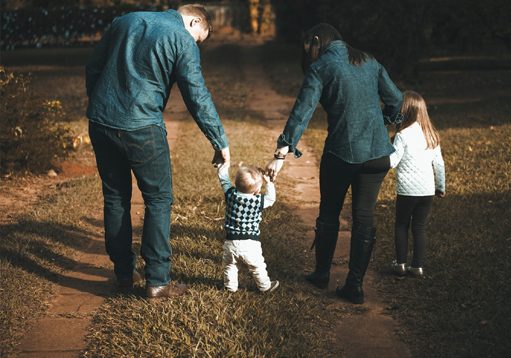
[265,146,289,181]
[265,158,284,181]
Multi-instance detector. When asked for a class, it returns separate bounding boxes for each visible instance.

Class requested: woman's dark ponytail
[302,23,372,71]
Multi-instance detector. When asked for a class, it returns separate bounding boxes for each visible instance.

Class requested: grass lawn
[0,176,102,356]
[1,51,96,355]
[2,44,348,357]
[1,41,509,357]
[263,41,511,357]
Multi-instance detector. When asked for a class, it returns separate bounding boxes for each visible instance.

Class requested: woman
[267,24,403,304]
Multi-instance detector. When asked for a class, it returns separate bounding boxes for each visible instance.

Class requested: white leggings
[222,240,271,292]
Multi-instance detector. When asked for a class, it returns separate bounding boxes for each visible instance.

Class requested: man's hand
[212,147,230,169]
[435,190,445,198]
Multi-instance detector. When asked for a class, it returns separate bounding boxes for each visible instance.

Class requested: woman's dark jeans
[318,152,389,230]
[89,122,173,287]
[394,195,433,267]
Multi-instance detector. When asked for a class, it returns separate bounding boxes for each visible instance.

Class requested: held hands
[265,146,289,181]
[265,159,284,182]
[212,147,230,171]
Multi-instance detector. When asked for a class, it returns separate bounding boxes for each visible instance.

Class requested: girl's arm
[433,145,446,194]
[217,165,232,193]
[263,182,276,208]
[389,133,405,168]
[277,67,323,158]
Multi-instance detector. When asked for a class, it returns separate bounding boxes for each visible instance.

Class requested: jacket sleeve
[432,144,446,193]
[175,42,228,151]
[389,132,405,168]
[378,64,404,125]
[277,67,323,158]
[85,22,115,98]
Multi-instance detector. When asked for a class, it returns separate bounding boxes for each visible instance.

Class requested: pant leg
[411,196,433,267]
[240,240,271,291]
[318,153,357,227]
[394,195,416,264]
[345,159,388,285]
[223,241,239,292]
[351,157,389,230]
[89,122,135,280]
[124,125,173,287]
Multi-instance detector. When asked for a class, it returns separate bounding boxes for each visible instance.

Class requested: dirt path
[240,43,411,357]
[14,97,185,357]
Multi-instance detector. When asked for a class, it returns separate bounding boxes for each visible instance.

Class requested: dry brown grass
[0,176,103,356]
[82,43,342,357]
[82,116,337,357]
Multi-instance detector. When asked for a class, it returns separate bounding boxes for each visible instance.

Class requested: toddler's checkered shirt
[224,187,264,240]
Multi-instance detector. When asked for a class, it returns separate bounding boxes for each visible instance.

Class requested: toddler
[217,164,279,292]
[389,91,446,277]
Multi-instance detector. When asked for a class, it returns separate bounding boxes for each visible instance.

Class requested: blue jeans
[89,122,173,287]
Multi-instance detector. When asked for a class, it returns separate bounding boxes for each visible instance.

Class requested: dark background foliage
[2,0,511,75]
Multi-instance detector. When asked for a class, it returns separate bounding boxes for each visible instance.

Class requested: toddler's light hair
[399,90,440,149]
[235,166,263,194]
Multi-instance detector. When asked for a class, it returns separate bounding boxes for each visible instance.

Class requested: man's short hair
[235,166,263,194]
[177,4,213,35]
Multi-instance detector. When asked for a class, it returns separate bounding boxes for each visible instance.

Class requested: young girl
[389,91,445,277]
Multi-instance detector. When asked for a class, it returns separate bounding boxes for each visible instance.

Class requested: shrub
[0,66,70,174]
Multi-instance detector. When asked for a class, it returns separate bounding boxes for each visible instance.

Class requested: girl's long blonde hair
[399,90,440,149]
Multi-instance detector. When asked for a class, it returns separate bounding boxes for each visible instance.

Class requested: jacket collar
[165,9,185,27]
[323,40,347,54]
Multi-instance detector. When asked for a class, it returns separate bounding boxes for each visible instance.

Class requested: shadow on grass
[0,219,98,253]
[0,216,119,296]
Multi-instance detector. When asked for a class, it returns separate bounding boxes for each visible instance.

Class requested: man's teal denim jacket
[85,10,228,150]
[278,41,403,163]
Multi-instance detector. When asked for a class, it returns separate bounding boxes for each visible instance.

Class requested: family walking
[86,5,445,303]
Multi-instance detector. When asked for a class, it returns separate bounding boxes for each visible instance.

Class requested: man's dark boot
[336,226,376,304]
[305,219,339,289]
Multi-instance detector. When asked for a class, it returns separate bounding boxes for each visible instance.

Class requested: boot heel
[336,284,364,304]
[392,260,407,276]
[305,271,329,289]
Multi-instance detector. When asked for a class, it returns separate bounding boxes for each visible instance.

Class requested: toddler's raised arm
[263,181,276,208]
[217,165,232,193]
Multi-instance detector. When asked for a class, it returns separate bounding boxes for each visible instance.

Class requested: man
[86,4,230,298]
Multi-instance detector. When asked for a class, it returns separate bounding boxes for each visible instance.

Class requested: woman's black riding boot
[305,219,339,289]
[336,226,376,304]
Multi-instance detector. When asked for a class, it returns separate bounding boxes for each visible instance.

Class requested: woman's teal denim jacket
[85,10,228,150]
[278,40,403,163]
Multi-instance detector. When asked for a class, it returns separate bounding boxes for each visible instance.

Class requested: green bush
[0,66,70,174]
